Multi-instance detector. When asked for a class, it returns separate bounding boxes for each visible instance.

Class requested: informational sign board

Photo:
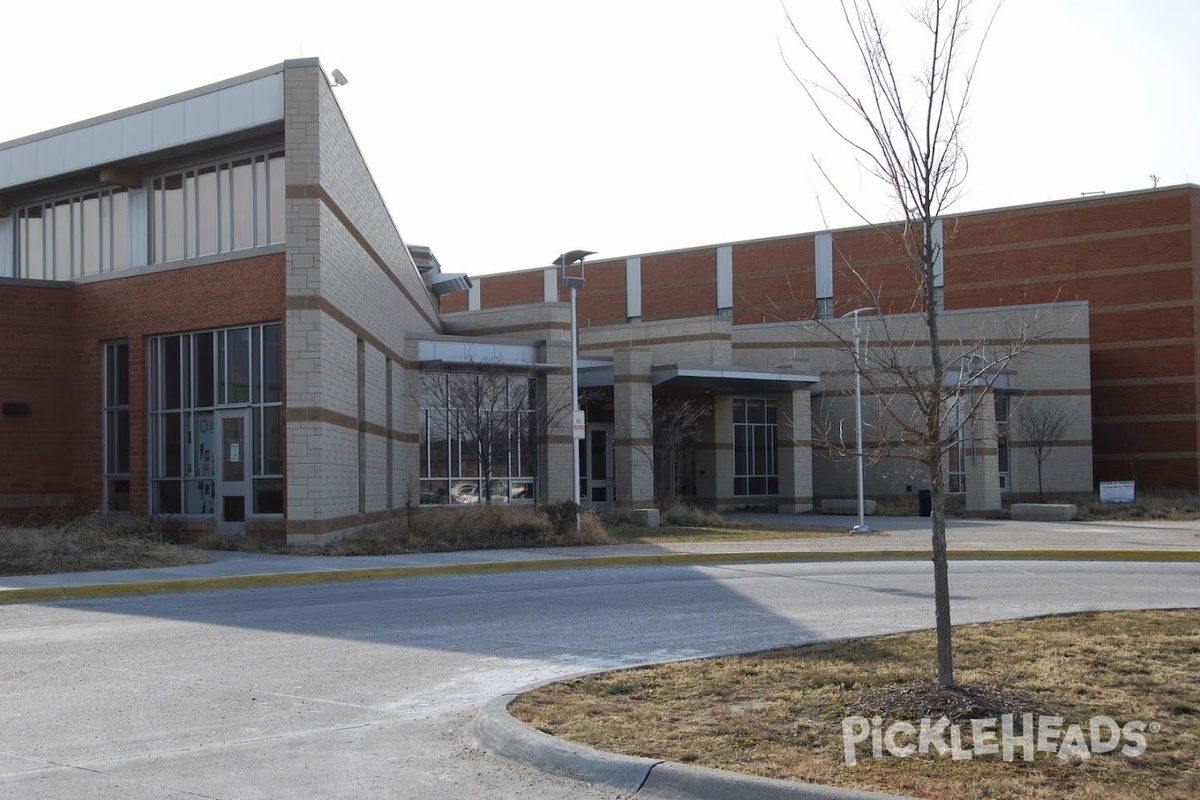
[1099,481,1136,504]
[572,410,586,440]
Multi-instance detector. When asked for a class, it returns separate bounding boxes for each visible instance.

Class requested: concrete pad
[1010,503,1078,522]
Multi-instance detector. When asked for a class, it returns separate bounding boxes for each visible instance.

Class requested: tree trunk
[926,217,954,688]
[928,448,954,687]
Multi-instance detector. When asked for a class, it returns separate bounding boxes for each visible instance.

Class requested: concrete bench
[629,508,660,528]
[819,499,877,516]
[1009,503,1077,522]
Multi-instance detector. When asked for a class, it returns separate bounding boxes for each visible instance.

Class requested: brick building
[449,187,1199,499]
[0,60,1190,541]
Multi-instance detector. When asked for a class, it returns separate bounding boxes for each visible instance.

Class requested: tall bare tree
[784,0,1005,686]
[1013,398,1073,502]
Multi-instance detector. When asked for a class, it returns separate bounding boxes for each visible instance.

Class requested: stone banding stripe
[286,183,440,331]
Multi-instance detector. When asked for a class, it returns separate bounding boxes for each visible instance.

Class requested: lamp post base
[850,524,872,534]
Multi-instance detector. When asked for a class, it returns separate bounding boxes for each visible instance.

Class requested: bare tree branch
[782,0,1007,687]
[1012,397,1073,502]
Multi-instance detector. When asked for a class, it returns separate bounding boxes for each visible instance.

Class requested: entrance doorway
[216,408,251,535]
[579,423,615,510]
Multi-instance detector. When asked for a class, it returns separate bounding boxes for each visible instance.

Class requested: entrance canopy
[579,358,818,394]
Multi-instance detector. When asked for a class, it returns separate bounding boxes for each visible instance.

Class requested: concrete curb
[472,693,908,800]
[2,548,1197,605]
[473,694,659,794]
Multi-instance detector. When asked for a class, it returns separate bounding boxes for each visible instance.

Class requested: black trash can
[918,489,932,517]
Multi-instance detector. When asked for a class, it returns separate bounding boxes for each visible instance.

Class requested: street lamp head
[842,306,877,319]
[552,250,596,268]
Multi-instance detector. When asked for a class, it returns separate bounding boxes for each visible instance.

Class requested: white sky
[4,1,1198,276]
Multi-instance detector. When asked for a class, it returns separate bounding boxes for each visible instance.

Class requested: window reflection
[148,323,284,516]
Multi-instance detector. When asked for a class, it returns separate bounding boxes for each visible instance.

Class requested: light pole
[843,306,875,534]
[553,250,595,535]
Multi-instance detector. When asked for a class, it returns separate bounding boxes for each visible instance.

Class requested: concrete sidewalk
[2,514,1196,605]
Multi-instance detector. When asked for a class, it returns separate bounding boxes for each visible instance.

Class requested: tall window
[733,397,778,496]
[995,395,1010,492]
[103,342,130,512]
[947,394,1010,494]
[148,323,283,516]
[419,372,535,505]
[152,150,285,263]
[16,188,130,279]
[948,396,967,494]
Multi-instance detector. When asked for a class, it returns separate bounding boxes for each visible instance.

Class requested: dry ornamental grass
[511,609,1200,800]
[0,515,210,576]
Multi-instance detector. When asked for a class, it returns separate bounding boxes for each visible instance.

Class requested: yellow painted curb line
[1,548,1196,605]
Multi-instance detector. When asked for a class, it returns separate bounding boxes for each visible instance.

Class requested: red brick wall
[0,255,286,520]
[640,250,716,322]
[0,283,76,521]
[480,270,543,309]
[574,259,627,327]
[733,237,815,325]
[946,190,1197,489]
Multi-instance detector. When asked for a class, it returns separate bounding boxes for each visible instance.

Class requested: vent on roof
[430,273,472,296]
[407,245,439,274]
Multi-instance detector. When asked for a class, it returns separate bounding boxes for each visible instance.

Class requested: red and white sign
[572,410,586,440]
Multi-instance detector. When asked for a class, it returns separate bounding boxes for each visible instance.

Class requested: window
[947,396,966,494]
[733,398,778,496]
[15,188,130,279]
[815,297,833,320]
[815,232,833,320]
[946,394,1009,494]
[148,323,283,516]
[419,372,535,505]
[103,342,130,512]
[151,150,284,265]
[996,395,1010,492]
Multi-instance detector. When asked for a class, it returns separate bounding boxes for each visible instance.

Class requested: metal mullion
[43,203,52,280]
[218,160,227,254]
[185,170,194,259]
[100,190,109,273]
[262,154,270,244]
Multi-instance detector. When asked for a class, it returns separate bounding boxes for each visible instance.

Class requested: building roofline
[0,60,317,153]
[480,183,1200,278]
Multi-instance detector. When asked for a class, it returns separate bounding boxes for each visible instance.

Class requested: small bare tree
[784,0,1008,687]
[1013,398,1072,502]
[618,398,712,508]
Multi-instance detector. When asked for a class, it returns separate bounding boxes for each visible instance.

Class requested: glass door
[586,424,615,510]
[216,408,251,535]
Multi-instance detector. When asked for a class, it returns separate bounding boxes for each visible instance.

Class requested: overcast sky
[5,1,1198,276]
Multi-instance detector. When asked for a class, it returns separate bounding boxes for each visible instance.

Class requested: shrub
[327,503,611,555]
[660,502,727,528]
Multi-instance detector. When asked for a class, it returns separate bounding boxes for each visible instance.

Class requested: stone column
[776,388,814,513]
[696,395,734,509]
[538,340,576,504]
[613,347,655,507]
[965,387,1002,512]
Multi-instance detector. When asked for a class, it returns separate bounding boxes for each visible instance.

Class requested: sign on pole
[572,410,586,440]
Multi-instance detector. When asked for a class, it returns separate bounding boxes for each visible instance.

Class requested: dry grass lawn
[511,609,1200,800]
